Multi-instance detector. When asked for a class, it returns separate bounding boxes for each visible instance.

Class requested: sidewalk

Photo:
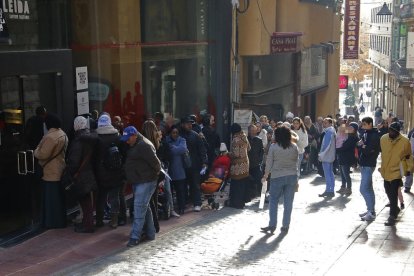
[0,208,213,275]
[323,192,414,276]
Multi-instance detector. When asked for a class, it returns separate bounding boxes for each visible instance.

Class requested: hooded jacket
[380,134,412,181]
[318,126,336,163]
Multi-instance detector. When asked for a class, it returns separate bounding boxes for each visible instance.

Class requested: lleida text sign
[270,33,301,54]
[343,0,360,60]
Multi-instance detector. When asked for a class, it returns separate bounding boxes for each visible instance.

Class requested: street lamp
[376,2,392,16]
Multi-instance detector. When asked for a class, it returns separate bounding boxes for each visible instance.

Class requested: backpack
[103,143,123,170]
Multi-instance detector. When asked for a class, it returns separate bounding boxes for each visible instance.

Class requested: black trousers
[384,179,402,218]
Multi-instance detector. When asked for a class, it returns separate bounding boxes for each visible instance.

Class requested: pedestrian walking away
[261,126,298,234]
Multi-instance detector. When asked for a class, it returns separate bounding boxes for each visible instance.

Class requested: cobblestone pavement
[64,168,411,276]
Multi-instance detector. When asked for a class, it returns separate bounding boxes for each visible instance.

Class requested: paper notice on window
[75,66,88,91]
[77,91,89,115]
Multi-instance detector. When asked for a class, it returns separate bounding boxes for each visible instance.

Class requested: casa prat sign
[343,0,360,60]
[339,75,349,90]
[270,32,302,54]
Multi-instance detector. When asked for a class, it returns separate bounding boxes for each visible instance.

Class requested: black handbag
[61,152,91,197]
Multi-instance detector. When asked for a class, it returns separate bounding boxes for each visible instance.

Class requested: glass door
[0,74,57,244]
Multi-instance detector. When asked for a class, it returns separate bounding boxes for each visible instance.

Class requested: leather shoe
[260,226,276,234]
[127,238,139,247]
[280,226,289,233]
[318,192,334,198]
[384,216,396,226]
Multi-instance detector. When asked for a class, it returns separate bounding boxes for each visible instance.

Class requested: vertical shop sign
[0,1,9,43]
[343,0,360,60]
[339,75,349,89]
[407,32,414,69]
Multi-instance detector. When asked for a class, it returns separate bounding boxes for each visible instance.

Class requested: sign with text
[343,0,360,60]
[0,1,9,43]
[2,0,31,20]
[77,91,89,115]
[75,66,88,91]
[339,75,349,89]
[270,33,301,54]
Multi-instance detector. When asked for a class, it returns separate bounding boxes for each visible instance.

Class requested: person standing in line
[248,124,264,198]
[122,126,161,247]
[336,122,359,196]
[255,122,268,149]
[167,125,188,215]
[379,122,412,226]
[95,114,126,228]
[292,117,308,178]
[25,106,47,150]
[65,116,99,233]
[180,116,208,212]
[261,126,299,234]
[201,114,221,170]
[34,113,68,229]
[229,123,251,209]
[358,117,381,222]
[318,118,337,197]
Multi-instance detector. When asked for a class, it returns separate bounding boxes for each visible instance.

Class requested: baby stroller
[201,154,231,210]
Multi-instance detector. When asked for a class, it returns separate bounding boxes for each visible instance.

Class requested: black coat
[202,126,220,167]
[358,128,381,167]
[336,135,358,166]
[65,129,99,197]
[96,128,124,188]
[180,128,208,170]
[248,136,264,168]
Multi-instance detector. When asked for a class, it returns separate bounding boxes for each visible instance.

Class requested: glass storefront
[71,0,214,129]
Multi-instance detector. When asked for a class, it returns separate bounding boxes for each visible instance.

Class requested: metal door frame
[0,49,74,131]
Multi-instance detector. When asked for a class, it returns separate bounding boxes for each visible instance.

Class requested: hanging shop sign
[343,0,360,60]
[270,32,302,54]
[339,75,349,90]
[0,1,9,42]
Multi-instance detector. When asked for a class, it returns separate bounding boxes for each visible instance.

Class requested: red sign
[343,0,360,59]
[270,32,302,54]
[339,75,349,89]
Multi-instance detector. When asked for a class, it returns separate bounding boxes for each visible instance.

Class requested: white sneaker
[361,211,376,221]
[359,211,368,218]
[193,206,201,212]
[171,210,180,217]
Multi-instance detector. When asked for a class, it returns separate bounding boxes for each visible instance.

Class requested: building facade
[0,0,231,246]
[233,0,341,121]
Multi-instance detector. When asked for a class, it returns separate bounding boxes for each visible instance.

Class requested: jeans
[268,175,297,228]
[297,153,304,178]
[360,166,376,213]
[339,165,352,189]
[404,174,412,189]
[384,179,402,218]
[322,162,335,193]
[130,181,157,240]
[163,177,174,211]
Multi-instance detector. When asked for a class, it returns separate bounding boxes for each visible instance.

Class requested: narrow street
[64,169,413,276]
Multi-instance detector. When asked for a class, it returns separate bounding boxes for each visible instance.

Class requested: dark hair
[44,113,61,130]
[324,118,333,125]
[154,112,164,120]
[292,117,306,132]
[231,123,242,134]
[35,106,47,116]
[361,117,373,125]
[274,126,292,149]
[202,114,211,127]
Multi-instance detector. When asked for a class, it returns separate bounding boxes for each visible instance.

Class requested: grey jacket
[124,133,161,184]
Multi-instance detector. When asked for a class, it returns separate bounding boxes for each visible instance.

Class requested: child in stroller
[201,143,231,209]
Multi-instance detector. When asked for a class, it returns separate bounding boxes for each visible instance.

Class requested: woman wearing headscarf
[261,126,299,234]
[65,116,99,233]
[34,113,68,229]
[229,123,251,209]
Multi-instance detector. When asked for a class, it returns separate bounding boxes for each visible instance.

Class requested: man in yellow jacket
[379,122,413,226]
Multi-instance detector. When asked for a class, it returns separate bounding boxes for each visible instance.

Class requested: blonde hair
[142,120,160,149]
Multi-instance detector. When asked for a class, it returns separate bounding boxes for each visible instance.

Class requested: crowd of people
[29,106,414,248]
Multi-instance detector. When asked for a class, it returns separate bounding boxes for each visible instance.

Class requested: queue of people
[30,107,414,249]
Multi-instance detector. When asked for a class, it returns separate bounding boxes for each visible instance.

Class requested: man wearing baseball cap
[121,126,161,246]
[379,121,413,226]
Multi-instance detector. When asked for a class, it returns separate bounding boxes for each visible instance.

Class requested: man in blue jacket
[358,117,381,221]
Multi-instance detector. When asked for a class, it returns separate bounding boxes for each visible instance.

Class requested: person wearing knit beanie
[74,116,88,131]
[98,114,112,128]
